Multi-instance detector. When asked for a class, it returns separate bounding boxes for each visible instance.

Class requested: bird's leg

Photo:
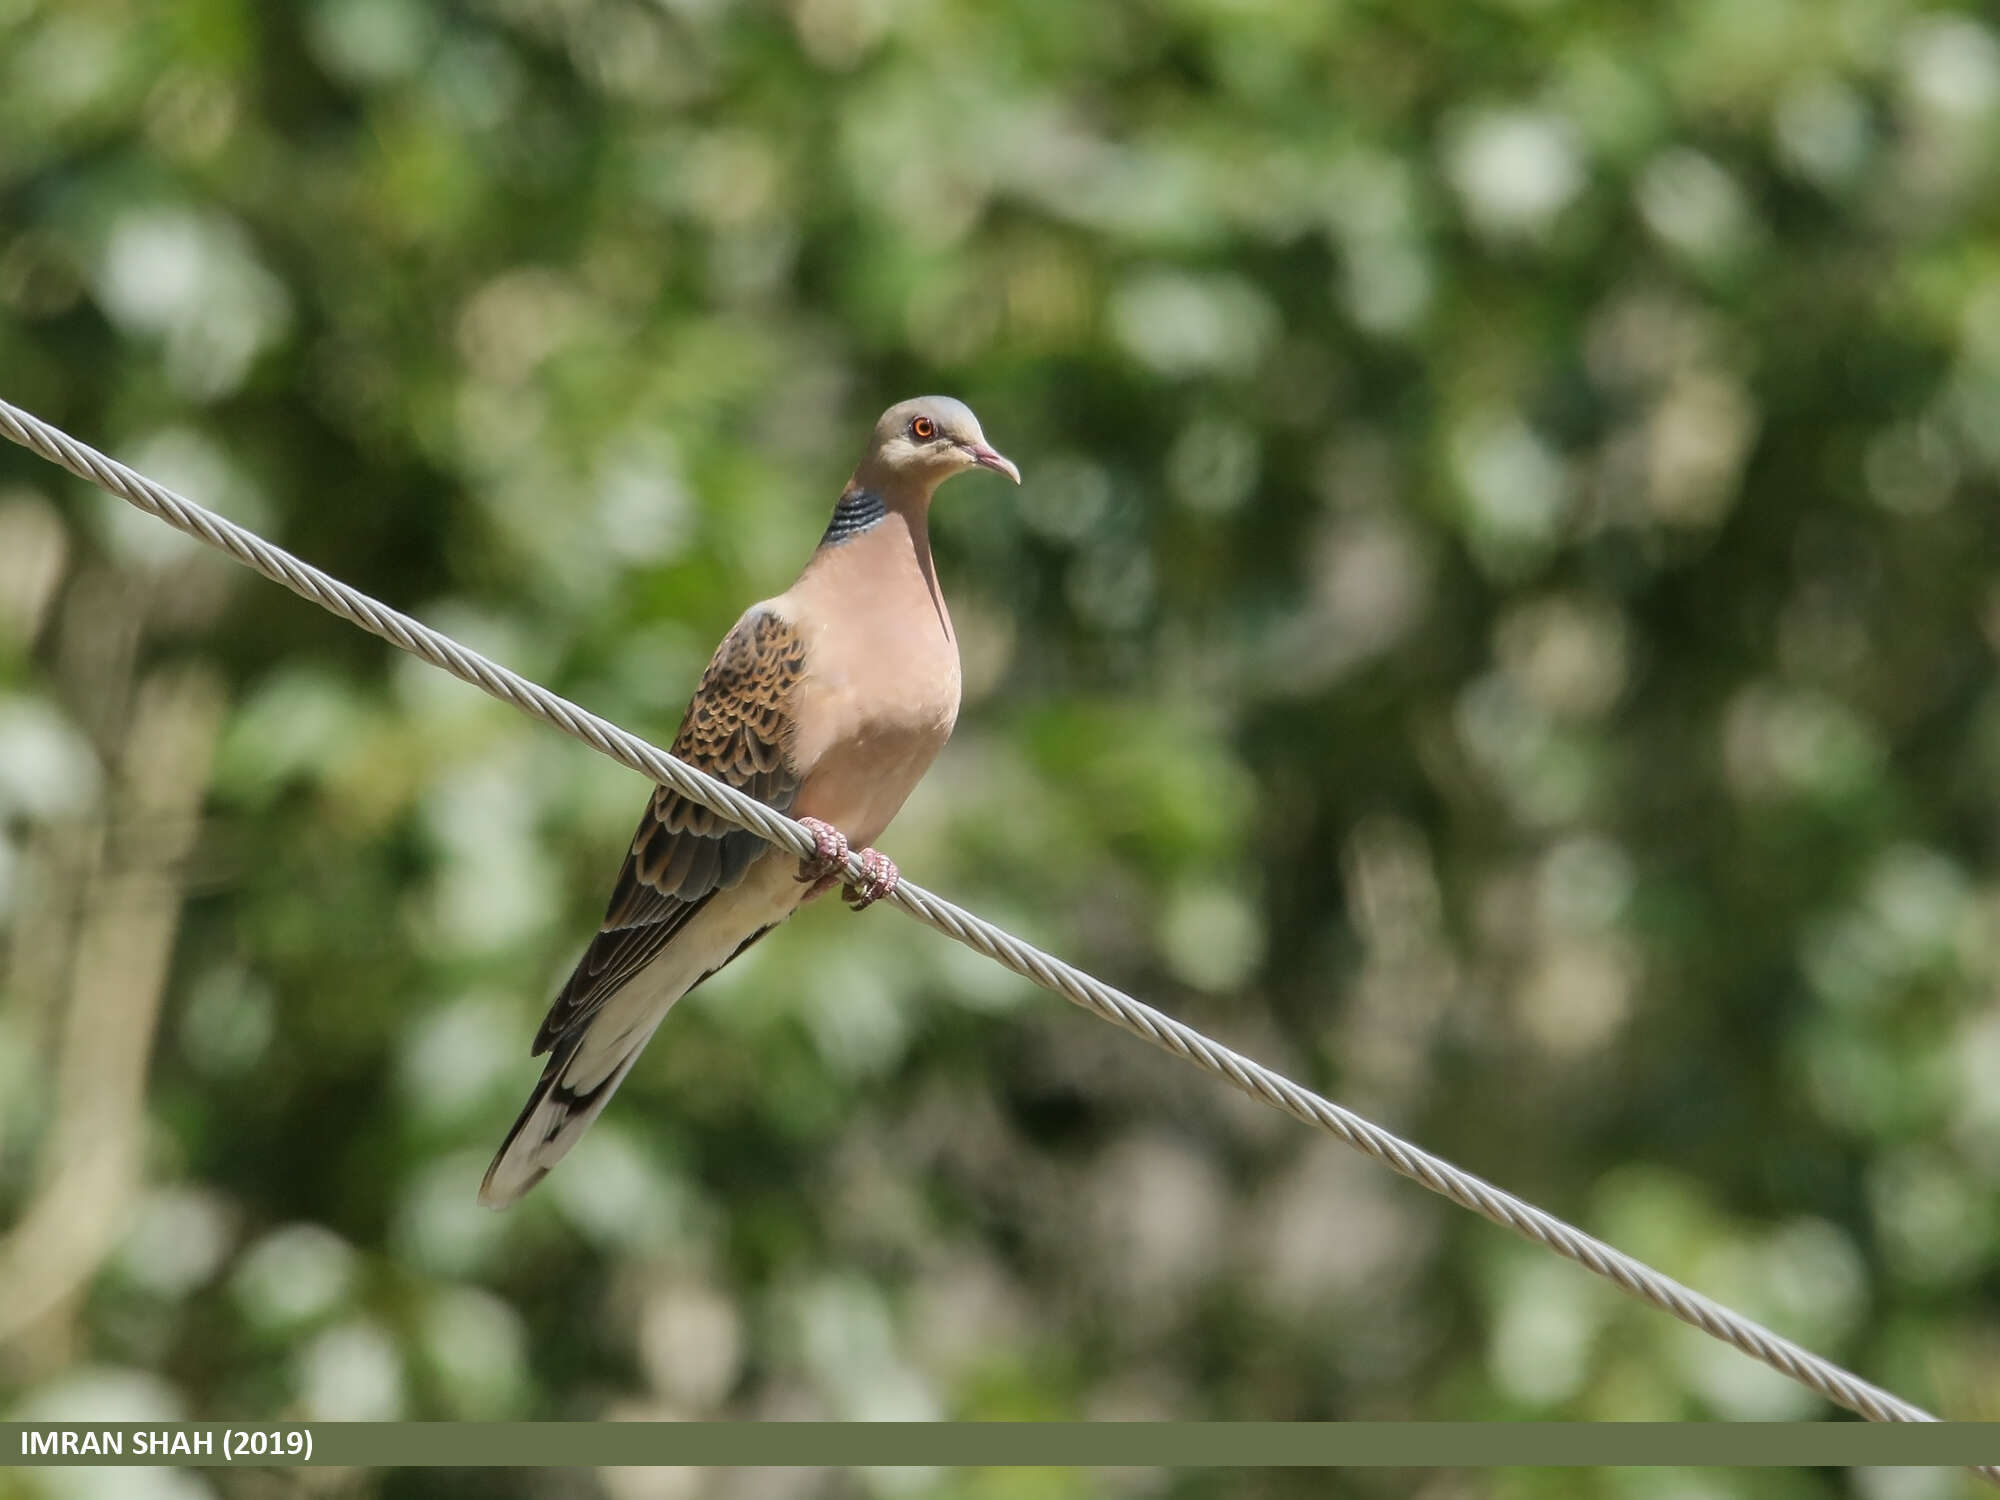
[794,818,899,910]
[795,817,850,901]
[843,848,899,912]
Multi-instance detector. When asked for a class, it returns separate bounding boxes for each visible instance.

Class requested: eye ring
[910,415,938,441]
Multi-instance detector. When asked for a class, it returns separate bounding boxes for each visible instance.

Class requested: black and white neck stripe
[820,488,887,547]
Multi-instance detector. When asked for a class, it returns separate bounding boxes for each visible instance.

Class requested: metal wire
[3,394,1988,1474]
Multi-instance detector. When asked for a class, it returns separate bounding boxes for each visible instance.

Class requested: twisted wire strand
[4,396,1988,1473]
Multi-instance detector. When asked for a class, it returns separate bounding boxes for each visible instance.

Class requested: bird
[479,396,1019,1208]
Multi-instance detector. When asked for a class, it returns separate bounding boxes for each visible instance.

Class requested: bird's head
[860,396,1021,498]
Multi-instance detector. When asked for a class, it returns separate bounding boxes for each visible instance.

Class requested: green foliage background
[2,0,1998,1494]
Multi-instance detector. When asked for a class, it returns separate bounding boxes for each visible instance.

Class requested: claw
[843,847,899,911]
[797,817,849,900]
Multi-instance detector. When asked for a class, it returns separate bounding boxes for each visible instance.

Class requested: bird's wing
[530,604,807,1056]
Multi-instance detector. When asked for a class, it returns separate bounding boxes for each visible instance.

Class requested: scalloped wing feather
[529,606,806,1056]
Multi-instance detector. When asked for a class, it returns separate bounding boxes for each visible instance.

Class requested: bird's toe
[796,816,849,889]
[844,848,899,911]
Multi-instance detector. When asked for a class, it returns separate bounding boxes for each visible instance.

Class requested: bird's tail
[478,1018,660,1209]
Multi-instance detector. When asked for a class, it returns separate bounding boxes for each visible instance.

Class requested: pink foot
[796,817,849,901]
[843,848,899,911]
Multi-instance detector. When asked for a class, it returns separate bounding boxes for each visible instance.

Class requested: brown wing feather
[530,606,807,1056]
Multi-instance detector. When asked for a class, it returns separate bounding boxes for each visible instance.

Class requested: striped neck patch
[820,488,887,546]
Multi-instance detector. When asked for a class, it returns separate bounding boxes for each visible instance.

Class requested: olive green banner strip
[4,1423,1997,1468]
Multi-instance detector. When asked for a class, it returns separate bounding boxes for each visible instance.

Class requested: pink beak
[962,442,1021,485]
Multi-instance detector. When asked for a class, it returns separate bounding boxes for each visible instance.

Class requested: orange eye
[910,415,938,441]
